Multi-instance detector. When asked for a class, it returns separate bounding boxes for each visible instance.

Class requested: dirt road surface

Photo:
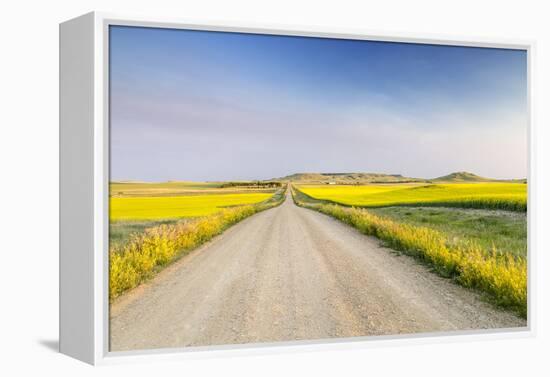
[110,190,525,351]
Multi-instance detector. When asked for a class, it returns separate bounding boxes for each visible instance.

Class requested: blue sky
[110,26,527,181]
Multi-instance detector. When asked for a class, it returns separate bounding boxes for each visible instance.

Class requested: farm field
[110,192,273,221]
[297,182,527,211]
[110,181,275,197]
[109,181,278,243]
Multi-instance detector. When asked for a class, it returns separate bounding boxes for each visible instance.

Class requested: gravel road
[110,190,525,351]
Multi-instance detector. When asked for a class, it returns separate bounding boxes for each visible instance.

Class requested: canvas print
[108,25,528,352]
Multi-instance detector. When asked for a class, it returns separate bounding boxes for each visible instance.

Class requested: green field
[369,206,527,257]
[109,219,181,247]
[297,182,526,211]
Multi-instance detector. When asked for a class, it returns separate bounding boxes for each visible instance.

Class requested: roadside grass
[292,187,527,317]
[369,207,527,258]
[109,219,181,248]
[109,188,286,300]
[297,182,527,212]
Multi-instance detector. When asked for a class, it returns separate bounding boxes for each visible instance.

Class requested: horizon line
[109,170,528,183]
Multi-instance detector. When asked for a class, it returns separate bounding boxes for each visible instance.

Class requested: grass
[109,219,181,248]
[292,187,527,317]
[109,187,286,300]
[297,182,527,212]
[110,192,274,221]
[369,207,527,258]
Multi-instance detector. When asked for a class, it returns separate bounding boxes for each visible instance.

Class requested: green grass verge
[369,207,527,258]
[109,219,181,248]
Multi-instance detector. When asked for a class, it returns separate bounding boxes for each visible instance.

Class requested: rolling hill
[432,171,494,182]
[273,172,422,184]
[274,171,525,184]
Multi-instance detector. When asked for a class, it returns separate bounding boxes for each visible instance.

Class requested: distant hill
[273,171,525,184]
[273,172,422,184]
[432,171,494,182]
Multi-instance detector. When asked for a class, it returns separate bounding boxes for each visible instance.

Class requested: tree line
[220,181,282,188]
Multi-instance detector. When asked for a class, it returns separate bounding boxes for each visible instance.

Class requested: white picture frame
[59,11,536,365]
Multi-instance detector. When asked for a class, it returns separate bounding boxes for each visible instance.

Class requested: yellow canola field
[297,183,526,211]
[110,192,273,221]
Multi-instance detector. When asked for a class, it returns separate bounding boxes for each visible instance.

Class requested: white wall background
[1,0,548,375]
